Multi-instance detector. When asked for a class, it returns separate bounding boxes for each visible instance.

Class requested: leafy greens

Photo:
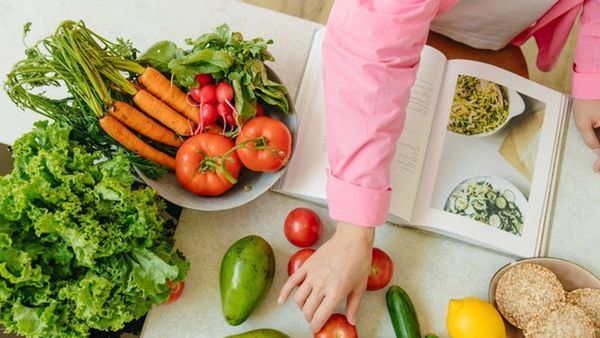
[139,24,289,124]
[0,121,189,338]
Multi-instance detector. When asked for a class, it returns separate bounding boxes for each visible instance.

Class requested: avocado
[220,235,275,326]
[224,328,290,338]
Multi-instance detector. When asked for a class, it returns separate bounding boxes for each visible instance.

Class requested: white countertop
[1,1,599,338]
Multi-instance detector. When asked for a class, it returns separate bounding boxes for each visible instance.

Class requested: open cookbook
[274,29,571,258]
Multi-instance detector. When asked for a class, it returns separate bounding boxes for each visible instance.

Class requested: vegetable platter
[5,21,295,211]
[0,18,294,338]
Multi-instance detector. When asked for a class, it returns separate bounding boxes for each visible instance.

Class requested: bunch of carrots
[5,21,203,173]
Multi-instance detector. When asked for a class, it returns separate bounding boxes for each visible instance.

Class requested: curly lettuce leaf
[0,121,189,338]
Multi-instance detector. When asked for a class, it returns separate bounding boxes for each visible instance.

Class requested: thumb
[346,283,366,325]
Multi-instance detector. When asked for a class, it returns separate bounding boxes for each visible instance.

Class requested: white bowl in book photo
[448,75,526,137]
[443,175,528,236]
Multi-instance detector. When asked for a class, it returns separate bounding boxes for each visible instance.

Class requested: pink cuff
[326,172,391,227]
[572,68,600,100]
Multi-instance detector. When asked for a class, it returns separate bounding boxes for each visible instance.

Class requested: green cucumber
[386,285,421,338]
[424,335,439,338]
[224,328,290,338]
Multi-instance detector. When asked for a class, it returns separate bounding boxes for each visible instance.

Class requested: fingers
[346,282,366,325]
[278,269,306,304]
[594,156,600,173]
[576,120,600,151]
[310,294,342,333]
[293,282,312,309]
[302,290,326,322]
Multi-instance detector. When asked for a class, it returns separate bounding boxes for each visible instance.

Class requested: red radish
[195,73,213,87]
[198,85,217,104]
[216,82,234,102]
[201,104,219,126]
[256,103,265,117]
[188,87,203,103]
[216,102,233,117]
[224,113,236,126]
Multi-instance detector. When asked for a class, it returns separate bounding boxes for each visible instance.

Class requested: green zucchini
[386,285,421,338]
[495,196,507,209]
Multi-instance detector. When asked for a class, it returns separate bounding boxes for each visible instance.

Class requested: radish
[216,82,234,102]
[195,73,213,87]
[201,104,219,125]
[256,103,265,117]
[224,113,236,126]
[198,85,217,104]
[217,101,233,117]
[188,87,203,103]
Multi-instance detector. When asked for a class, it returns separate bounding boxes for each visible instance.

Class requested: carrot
[99,115,176,169]
[109,101,183,148]
[133,89,194,136]
[138,67,200,123]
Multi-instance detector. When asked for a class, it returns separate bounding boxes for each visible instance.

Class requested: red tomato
[287,248,316,276]
[164,281,185,304]
[367,247,394,291]
[202,123,223,135]
[284,208,322,247]
[235,116,292,172]
[176,134,241,196]
[314,314,357,338]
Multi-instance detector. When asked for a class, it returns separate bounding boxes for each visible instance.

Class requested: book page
[388,47,447,221]
[277,28,448,221]
[412,59,566,257]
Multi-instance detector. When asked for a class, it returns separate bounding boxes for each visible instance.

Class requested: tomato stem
[198,151,238,184]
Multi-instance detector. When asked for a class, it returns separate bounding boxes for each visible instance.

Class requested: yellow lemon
[447,297,506,338]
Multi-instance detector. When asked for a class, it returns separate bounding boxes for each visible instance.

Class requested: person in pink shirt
[279,0,600,332]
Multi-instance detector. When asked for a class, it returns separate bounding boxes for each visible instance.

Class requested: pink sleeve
[322,0,439,227]
[572,0,600,99]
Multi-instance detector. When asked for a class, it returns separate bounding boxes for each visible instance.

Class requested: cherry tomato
[314,314,357,338]
[164,281,185,304]
[287,248,316,276]
[195,73,213,87]
[176,133,241,196]
[284,208,322,247]
[236,116,292,172]
[366,247,394,291]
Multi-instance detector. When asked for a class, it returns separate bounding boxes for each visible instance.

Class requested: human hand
[278,221,374,332]
[573,98,600,172]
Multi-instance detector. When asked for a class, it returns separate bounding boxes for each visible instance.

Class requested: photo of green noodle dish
[444,180,524,236]
[448,75,510,135]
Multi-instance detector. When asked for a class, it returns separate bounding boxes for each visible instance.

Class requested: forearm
[323,0,440,227]
[572,0,600,99]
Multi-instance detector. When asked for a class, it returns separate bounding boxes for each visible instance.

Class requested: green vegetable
[425,335,440,338]
[444,180,524,236]
[448,75,509,135]
[0,121,189,338]
[139,24,290,133]
[386,285,421,338]
[220,235,275,326]
[224,328,290,338]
